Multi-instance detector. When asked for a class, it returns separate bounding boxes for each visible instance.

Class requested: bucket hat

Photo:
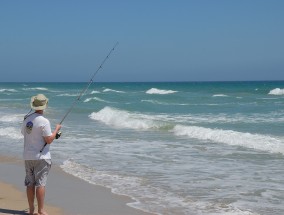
[30,94,48,110]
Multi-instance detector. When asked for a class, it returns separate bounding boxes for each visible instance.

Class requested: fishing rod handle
[40,143,47,153]
[56,131,62,139]
[39,131,62,153]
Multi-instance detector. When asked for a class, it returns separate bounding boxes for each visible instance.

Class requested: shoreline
[0,156,154,215]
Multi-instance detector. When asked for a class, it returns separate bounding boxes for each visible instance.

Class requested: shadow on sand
[0,208,28,214]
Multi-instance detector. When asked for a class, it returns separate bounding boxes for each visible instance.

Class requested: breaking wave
[213,94,228,97]
[172,125,284,154]
[57,93,78,97]
[84,97,112,103]
[146,88,177,95]
[0,88,18,93]
[141,99,188,106]
[90,90,100,94]
[89,107,284,154]
[0,127,23,139]
[22,87,49,91]
[0,114,23,123]
[268,88,284,95]
[103,88,124,93]
[89,107,165,130]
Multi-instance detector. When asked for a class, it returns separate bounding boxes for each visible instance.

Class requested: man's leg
[36,186,48,215]
[26,185,35,215]
[34,159,51,215]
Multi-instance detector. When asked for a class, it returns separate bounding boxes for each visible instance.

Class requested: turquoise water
[1,81,284,215]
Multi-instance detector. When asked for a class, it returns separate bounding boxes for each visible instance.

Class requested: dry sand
[0,181,62,215]
[0,156,154,215]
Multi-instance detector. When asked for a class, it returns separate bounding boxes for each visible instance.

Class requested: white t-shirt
[21,113,52,160]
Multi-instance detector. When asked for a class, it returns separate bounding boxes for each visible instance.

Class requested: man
[21,94,61,215]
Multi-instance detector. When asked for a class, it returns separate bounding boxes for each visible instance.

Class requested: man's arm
[44,124,61,144]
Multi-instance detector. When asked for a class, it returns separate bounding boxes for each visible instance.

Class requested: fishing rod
[59,41,119,125]
[40,42,119,153]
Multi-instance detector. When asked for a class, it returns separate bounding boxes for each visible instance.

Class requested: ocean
[0,81,284,215]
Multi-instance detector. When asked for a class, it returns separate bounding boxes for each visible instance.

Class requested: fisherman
[21,94,61,215]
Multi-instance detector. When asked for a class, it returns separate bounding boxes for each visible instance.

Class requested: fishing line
[59,41,119,124]
[40,42,119,153]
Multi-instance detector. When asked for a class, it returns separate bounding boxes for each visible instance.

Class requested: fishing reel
[56,131,62,139]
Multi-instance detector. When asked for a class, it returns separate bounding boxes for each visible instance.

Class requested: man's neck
[35,110,43,114]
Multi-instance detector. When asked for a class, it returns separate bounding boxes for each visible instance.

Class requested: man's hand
[44,124,62,144]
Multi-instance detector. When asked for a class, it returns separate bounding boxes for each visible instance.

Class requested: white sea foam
[0,99,24,101]
[90,107,284,129]
[84,98,92,103]
[268,88,284,95]
[172,125,284,154]
[175,113,284,124]
[61,160,258,215]
[0,127,22,139]
[84,97,111,103]
[146,88,177,95]
[90,90,100,94]
[141,99,188,106]
[213,94,228,97]
[0,88,18,93]
[57,93,78,97]
[22,87,49,91]
[0,114,23,123]
[103,88,124,93]
[89,107,164,130]
[141,99,164,105]
[89,107,284,154]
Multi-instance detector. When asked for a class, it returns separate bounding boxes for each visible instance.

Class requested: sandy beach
[0,181,62,215]
[0,156,154,215]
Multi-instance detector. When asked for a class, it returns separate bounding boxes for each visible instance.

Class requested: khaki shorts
[25,159,51,187]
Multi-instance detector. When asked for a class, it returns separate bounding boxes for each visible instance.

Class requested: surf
[89,106,166,130]
[103,88,125,93]
[172,125,284,154]
[84,97,113,103]
[89,107,284,155]
[22,87,49,91]
[0,127,23,139]
[0,114,23,123]
[268,88,284,95]
[146,88,177,95]
[0,88,18,93]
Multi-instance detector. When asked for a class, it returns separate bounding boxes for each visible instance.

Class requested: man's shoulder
[36,115,50,124]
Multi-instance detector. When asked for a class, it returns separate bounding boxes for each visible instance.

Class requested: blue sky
[0,1,283,82]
